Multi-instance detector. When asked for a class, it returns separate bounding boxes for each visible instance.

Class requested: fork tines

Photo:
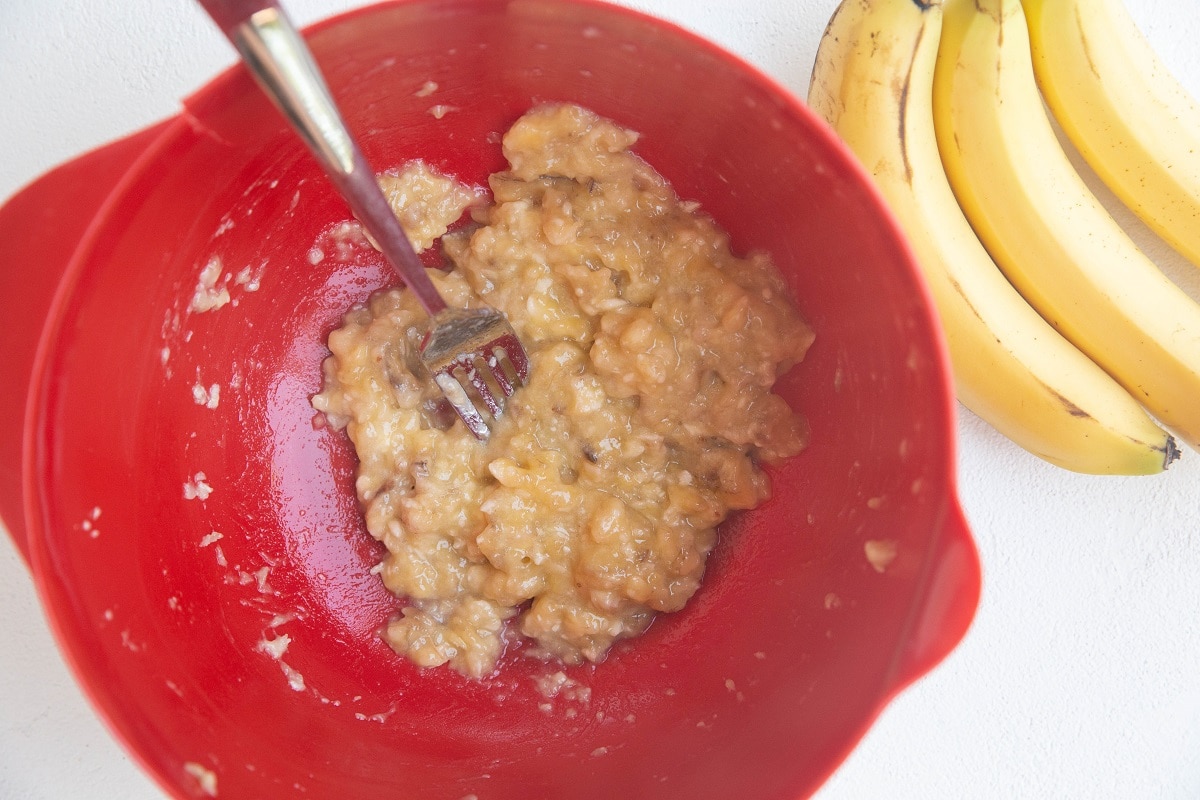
[421,308,530,440]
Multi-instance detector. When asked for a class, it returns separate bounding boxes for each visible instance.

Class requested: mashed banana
[312,104,814,678]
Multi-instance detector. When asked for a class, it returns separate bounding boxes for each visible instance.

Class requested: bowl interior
[26,1,977,798]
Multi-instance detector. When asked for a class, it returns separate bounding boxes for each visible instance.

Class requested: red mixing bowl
[0,1,981,798]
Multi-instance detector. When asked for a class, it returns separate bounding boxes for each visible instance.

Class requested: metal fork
[197,0,529,439]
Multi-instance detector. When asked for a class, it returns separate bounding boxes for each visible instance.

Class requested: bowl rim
[18,1,981,798]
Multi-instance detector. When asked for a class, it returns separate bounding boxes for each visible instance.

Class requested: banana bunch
[809,0,1200,474]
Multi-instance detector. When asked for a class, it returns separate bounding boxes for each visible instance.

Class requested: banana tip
[1163,435,1182,470]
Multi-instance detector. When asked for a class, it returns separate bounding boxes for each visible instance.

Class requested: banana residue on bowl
[312,104,814,678]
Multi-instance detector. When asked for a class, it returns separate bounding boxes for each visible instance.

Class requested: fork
[196,0,530,439]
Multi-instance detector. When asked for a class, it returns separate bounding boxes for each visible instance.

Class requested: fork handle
[195,0,449,316]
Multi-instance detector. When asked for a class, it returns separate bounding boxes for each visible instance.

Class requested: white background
[3,0,1200,798]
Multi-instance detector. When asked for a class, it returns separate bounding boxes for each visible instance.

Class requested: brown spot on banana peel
[1040,386,1178,470]
[948,276,985,324]
[1045,385,1091,418]
[974,0,1001,24]
[1074,4,1101,81]
[896,19,932,184]
[960,0,1008,98]
[995,4,1004,96]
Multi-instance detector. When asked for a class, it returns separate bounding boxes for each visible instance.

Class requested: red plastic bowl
[3,1,980,798]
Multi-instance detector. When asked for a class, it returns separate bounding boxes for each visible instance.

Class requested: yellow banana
[933,0,1200,452]
[808,0,1176,473]
[1022,0,1200,268]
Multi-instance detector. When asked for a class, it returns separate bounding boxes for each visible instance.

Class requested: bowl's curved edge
[0,119,174,566]
[776,72,985,798]
[20,113,205,800]
[797,498,982,799]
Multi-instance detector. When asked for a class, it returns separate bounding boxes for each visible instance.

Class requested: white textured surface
[2,0,1200,797]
